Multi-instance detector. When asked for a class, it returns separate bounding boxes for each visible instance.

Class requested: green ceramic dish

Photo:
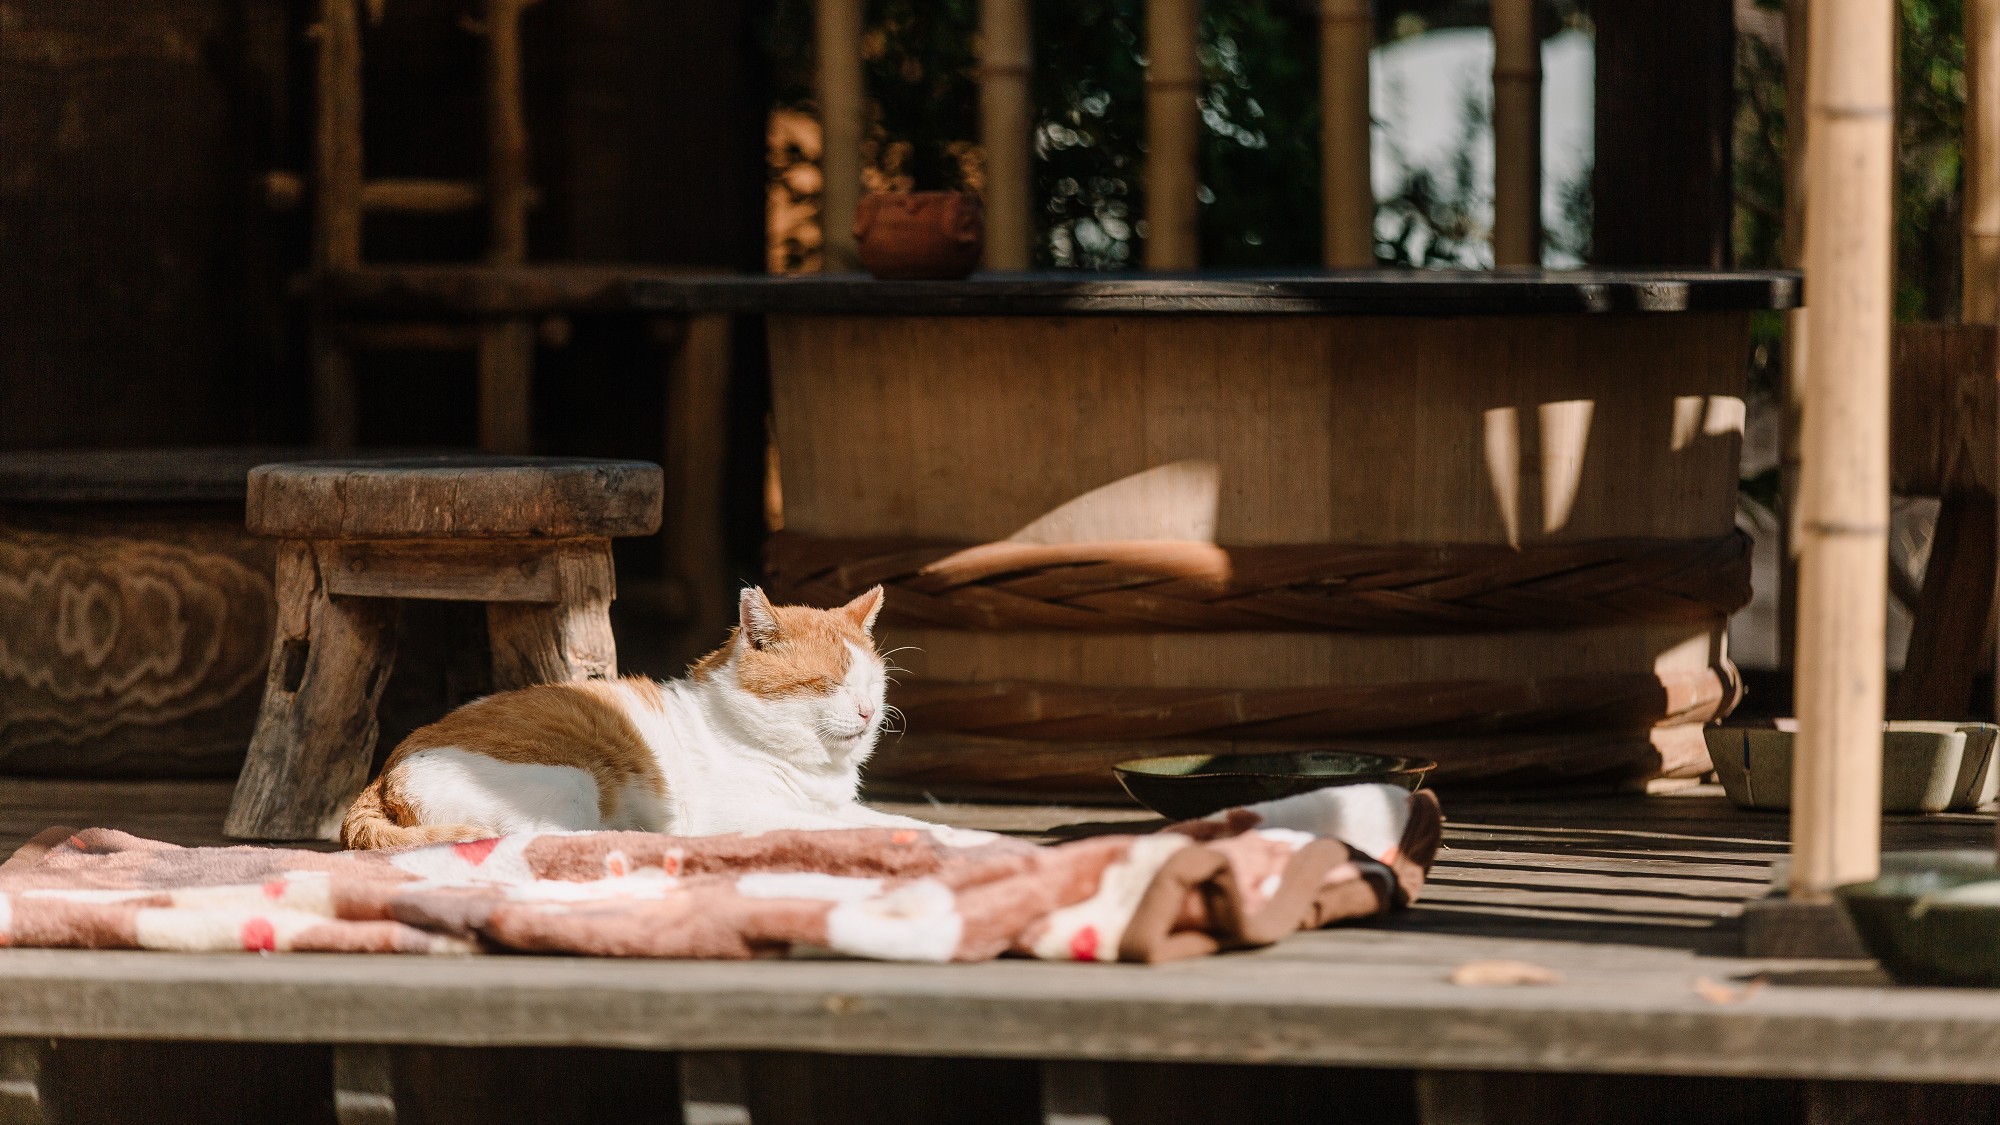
[1705,722,2000,813]
[1112,749,1436,821]
[1836,850,2000,987]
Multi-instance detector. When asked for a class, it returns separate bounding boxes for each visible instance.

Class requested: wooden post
[1319,0,1374,267]
[1489,0,1540,268]
[483,0,530,264]
[662,315,735,668]
[476,321,536,454]
[816,0,864,271]
[311,0,364,449]
[478,0,535,454]
[315,0,364,273]
[1144,0,1201,270]
[1790,0,1895,901]
[980,0,1034,270]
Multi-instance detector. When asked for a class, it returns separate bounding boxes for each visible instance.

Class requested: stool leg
[226,542,400,841]
[486,540,616,689]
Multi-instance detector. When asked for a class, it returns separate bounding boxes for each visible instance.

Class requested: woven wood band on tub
[766,529,1753,633]
[890,666,1740,742]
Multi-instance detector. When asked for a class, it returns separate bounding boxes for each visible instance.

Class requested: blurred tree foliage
[1734,0,1966,323]
[767,0,1584,270]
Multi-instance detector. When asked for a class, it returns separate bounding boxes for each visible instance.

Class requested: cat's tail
[340,775,489,850]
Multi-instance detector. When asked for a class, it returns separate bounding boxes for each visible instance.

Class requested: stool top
[246,456,663,539]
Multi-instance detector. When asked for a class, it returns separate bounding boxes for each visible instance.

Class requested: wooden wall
[0,0,291,448]
[0,0,770,456]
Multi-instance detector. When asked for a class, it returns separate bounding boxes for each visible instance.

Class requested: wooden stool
[223,456,662,841]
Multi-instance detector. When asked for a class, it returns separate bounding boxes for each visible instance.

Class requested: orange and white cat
[341,586,930,848]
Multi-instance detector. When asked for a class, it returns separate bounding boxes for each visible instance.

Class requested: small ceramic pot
[1704,720,2000,813]
[853,191,984,280]
[1836,849,2000,986]
[1112,749,1436,821]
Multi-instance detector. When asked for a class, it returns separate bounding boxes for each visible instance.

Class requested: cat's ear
[839,585,885,636]
[738,587,782,649]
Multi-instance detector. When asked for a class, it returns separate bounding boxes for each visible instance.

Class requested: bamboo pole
[1778,0,1809,669]
[980,0,1033,270]
[1319,0,1374,267]
[816,0,864,271]
[1969,0,2000,324]
[1489,0,1540,267]
[1145,0,1201,270]
[1790,0,1895,902]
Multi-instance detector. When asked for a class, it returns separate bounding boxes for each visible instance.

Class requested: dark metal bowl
[1836,850,2000,987]
[1112,749,1436,821]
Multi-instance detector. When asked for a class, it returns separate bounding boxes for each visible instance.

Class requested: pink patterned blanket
[0,786,1440,963]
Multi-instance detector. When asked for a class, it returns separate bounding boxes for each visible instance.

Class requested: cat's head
[695,585,890,757]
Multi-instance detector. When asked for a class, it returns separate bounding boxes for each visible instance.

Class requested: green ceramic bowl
[1836,850,2000,987]
[1112,749,1436,821]
[1705,722,2000,813]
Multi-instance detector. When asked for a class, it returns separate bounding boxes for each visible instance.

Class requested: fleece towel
[0,785,1441,963]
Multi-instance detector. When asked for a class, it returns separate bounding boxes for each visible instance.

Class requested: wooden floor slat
[0,778,1994,1081]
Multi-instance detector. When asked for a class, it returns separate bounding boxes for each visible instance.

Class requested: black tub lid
[630,268,1803,317]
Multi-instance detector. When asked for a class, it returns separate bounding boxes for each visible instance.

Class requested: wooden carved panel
[0,527,274,775]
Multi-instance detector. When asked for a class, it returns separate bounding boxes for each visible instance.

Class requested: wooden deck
[2,779,1998,1122]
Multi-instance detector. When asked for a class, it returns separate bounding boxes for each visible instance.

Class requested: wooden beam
[1790,0,1895,901]
[364,178,486,214]
[816,0,865,271]
[317,539,576,604]
[1144,0,1201,270]
[980,0,1034,270]
[1489,0,1540,267]
[1319,0,1374,267]
[319,263,719,316]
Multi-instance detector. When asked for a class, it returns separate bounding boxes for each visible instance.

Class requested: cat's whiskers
[880,703,906,736]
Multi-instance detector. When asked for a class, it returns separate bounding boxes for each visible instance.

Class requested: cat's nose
[857,705,876,723]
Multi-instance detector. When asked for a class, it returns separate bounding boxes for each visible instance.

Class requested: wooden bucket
[762,308,1757,800]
